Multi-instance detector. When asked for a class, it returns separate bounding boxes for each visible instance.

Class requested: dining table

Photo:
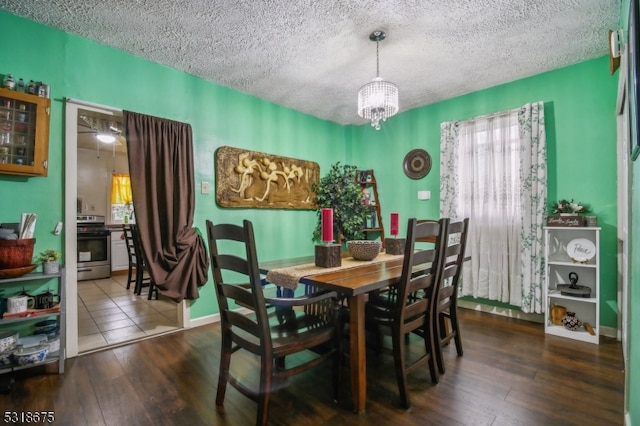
[259,253,405,414]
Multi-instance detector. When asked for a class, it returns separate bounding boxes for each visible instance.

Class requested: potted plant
[37,249,61,274]
[311,162,367,245]
[547,198,592,227]
[549,199,590,215]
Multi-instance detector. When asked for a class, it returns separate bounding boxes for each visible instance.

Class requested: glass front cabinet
[0,88,51,177]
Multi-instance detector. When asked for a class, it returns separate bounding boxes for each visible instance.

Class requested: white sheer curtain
[440,102,546,313]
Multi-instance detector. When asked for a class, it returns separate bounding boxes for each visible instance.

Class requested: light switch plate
[201,181,210,194]
[417,190,431,200]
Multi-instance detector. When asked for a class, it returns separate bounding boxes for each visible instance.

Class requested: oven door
[77,231,110,264]
[77,229,111,280]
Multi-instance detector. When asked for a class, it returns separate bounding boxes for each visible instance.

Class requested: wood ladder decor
[357,169,385,248]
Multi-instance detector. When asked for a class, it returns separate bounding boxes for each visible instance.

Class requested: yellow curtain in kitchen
[111,173,133,204]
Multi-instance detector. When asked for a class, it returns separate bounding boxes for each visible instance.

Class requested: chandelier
[357,30,399,130]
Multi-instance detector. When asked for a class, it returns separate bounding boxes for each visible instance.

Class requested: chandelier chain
[376,40,380,78]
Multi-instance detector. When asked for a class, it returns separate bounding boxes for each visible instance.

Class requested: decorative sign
[546,215,584,227]
[215,146,319,209]
[566,238,596,263]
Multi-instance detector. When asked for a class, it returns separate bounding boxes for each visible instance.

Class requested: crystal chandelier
[357,30,399,130]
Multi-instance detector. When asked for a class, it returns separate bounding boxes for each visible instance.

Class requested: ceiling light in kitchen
[96,133,116,143]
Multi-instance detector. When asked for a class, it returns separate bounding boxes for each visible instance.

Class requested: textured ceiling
[0,0,621,126]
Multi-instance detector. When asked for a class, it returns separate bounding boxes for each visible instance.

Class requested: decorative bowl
[11,345,49,366]
[34,325,60,338]
[347,240,382,261]
[0,330,18,352]
[0,349,13,365]
[0,263,37,279]
[34,319,58,328]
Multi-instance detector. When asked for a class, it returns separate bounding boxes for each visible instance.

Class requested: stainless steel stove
[77,215,111,281]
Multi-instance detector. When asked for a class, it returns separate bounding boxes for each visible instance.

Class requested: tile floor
[77,273,180,353]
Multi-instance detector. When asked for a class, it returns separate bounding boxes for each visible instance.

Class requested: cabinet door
[110,231,129,271]
[0,88,51,176]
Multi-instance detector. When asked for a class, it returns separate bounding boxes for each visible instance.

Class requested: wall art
[215,146,319,209]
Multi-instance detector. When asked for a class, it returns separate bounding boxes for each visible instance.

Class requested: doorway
[64,99,185,357]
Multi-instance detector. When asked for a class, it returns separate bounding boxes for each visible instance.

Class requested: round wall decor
[403,149,431,179]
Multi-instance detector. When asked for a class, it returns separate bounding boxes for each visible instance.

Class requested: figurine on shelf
[361,187,371,205]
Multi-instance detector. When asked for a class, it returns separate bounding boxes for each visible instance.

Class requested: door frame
[64,98,188,357]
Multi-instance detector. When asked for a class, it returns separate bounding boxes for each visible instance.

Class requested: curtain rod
[65,97,123,114]
[456,106,525,124]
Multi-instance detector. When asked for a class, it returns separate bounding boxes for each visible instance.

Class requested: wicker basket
[0,238,36,269]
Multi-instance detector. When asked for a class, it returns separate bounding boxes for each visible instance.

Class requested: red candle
[390,212,399,236]
[322,208,333,243]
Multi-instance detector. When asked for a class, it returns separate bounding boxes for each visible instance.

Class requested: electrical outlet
[201,181,210,194]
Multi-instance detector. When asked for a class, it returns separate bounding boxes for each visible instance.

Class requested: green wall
[1,8,634,422]
[0,11,349,320]
[350,57,619,329]
[0,10,621,327]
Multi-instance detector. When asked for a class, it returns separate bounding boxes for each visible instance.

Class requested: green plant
[550,199,590,214]
[311,162,367,243]
[37,249,61,262]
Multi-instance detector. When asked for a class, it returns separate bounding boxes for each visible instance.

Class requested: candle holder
[385,237,406,255]
[315,243,342,268]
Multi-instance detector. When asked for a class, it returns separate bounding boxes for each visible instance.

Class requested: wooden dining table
[259,254,405,414]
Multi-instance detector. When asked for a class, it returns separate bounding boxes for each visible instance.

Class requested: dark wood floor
[0,308,624,425]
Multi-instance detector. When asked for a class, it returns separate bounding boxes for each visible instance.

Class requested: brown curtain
[124,110,208,302]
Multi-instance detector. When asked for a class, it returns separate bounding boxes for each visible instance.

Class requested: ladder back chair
[122,225,137,291]
[433,218,469,374]
[364,217,449,408]
[126,224,157,300]
[206,219,342,426]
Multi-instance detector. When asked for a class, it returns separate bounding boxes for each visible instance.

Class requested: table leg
[349,294,366,413]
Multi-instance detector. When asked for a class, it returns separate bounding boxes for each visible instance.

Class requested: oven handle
[77,232,110,238]
[77,268,93,272]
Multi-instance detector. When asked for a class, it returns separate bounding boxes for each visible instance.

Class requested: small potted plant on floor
[37,249,61,274]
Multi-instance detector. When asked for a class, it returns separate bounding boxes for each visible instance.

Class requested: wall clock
[403,149,431,179]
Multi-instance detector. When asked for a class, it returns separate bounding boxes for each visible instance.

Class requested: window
[440,102,547,313]
[110,173,134,223]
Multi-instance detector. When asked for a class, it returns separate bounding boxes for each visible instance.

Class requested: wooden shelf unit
[356,169,385,248]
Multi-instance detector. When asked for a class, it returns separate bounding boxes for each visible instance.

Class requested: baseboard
[458,299,544,323]
[458,300,619,339]
[187,308,253,329]
[188,313,220,328]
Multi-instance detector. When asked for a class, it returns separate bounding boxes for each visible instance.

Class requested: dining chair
[364,217,449,408]
[205,219,342,426]
[432,218,469,374]
[128,224,157,300]
[122,225,137,291]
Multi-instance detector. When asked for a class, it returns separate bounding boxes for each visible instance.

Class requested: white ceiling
[0,0,621,126]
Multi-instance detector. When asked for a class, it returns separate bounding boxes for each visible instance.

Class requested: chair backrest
[130,224,148,269]
[395,217,449,326]
[436,218,469,309]
[206,219,272,351]
[123,225,137,263]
